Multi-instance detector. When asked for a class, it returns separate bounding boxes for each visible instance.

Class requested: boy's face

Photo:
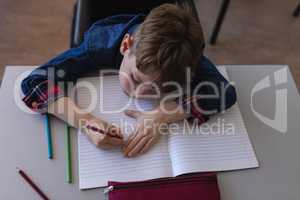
[119,34,160,99]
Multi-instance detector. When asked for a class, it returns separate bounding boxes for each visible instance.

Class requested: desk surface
[0,65,299,200]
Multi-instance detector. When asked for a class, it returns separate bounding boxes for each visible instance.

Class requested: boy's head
[119,4,205,98]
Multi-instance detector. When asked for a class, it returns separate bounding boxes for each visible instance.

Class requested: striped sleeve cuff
[22,80,64,113]
[181,96,209,124]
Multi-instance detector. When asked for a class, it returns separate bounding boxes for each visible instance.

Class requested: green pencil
[64,123,72,183]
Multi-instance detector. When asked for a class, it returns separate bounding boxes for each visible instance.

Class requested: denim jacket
[21,14,236,121]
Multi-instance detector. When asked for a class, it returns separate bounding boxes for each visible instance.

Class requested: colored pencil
[86,125,105,134]
[44,114,53,159]
[17,168,50,200]
[86,125,121,138]
[64,123,72,183]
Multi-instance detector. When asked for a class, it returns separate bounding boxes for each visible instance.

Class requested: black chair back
[71,0,198,47]
[89,0,176,23]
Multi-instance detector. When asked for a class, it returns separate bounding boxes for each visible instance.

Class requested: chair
[70,0,199,48]
[293,2,300,17]
[209,0,231,45]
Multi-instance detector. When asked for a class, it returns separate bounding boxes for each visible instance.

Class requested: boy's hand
[122,109,167,157]
[122,101,190,157]
[85,118,124,150]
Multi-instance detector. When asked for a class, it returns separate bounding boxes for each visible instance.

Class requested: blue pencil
[44,114,53,159]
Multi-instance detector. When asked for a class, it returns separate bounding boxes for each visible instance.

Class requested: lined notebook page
[169,66,259,175]
[76,76,172,189]
[76,67,258,189]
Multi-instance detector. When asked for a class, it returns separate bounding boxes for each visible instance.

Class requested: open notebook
[75,66,259,189]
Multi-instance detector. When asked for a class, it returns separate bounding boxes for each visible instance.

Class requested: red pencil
[17,168,50,200]
[86,125,105,134]
[86,125,121,139]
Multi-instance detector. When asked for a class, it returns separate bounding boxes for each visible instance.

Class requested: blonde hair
[133,4,205,86]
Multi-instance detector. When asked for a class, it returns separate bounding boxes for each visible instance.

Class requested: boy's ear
[120,34,134,55]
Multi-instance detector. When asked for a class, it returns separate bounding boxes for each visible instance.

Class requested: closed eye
[131,74,140,84]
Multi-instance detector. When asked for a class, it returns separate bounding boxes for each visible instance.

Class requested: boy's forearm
[48,97,94,128]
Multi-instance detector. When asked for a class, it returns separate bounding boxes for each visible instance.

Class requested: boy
[21,4,236,157]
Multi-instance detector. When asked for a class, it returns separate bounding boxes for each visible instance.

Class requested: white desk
[0,65,299,200]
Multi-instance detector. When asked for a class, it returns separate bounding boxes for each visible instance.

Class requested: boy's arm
[21,15,124,114]
[47,96,93,128]
[48,96,123,149]
[122,100,188,157]
[185,56,237,120]
[21,42,96,114]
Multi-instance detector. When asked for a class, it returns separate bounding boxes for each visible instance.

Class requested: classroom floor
[0,0,299,91]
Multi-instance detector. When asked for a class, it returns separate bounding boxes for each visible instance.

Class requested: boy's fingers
[124,128,139,147]
[88,130,123,147]
[139,137,155,155]
[125,130,151,156]
[124,109,141,119]
[123,133,134,147]
[107,126,123,138]
[127,136,149,157]
[87,130,104,141]
[105,135,124,146]
[97,135,123,149]
[125,132,138,146]
[123,138,138,155]
[126,128,145,146]
[123,131,145,155]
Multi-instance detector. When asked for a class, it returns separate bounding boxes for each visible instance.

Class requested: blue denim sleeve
[187,56,237,118]
[20,42,94,112]
[22,14,144,94]
[21,14,144,113]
